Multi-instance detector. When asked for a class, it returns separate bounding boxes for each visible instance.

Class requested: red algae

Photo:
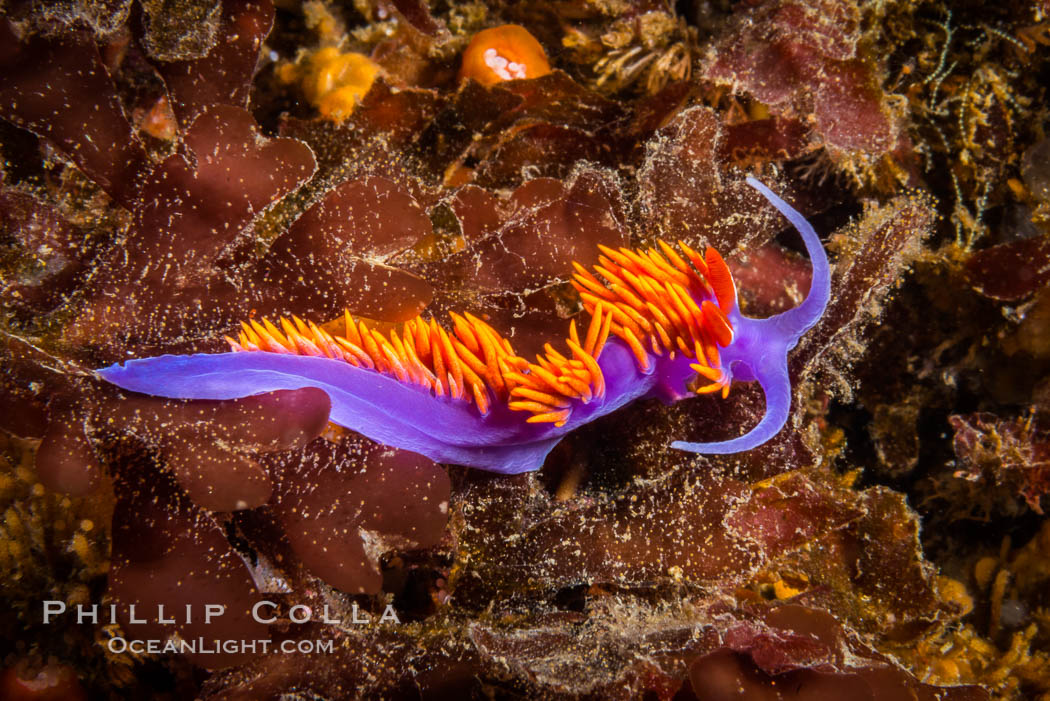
[948,412,1050,517]
[0,21,149,208]
[152,0,275,128]
[688,607,987,701]
[270,436,450,595]
[259,175,435,321]
[36,386,332,509]
[703,0,898,156]
[0,662,87,701]
[64,104,317,351]
[108,459,268,670]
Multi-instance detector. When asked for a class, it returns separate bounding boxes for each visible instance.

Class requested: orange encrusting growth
[227,240,737,425]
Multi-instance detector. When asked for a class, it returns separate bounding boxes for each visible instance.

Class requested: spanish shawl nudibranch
[97,177,830,474]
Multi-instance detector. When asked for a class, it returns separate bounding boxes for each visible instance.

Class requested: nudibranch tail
[671,176,829,455]
[96,351,564,474]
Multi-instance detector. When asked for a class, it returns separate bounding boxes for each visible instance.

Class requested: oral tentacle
[670,350,792,455]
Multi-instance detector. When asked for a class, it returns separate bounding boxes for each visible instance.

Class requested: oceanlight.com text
[106,637,336,656]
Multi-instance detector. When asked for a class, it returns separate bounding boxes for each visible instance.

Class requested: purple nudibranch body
[97,177,830,473]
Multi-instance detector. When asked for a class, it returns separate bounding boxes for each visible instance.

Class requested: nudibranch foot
[96,177,828,471]
[96,352,563,474]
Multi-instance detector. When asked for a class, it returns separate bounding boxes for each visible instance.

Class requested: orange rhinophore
[459,25,552,86]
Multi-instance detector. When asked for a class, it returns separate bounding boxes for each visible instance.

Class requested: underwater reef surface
[0,0,1049,698]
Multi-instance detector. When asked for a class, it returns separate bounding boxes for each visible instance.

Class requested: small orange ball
[459,25,552,86]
